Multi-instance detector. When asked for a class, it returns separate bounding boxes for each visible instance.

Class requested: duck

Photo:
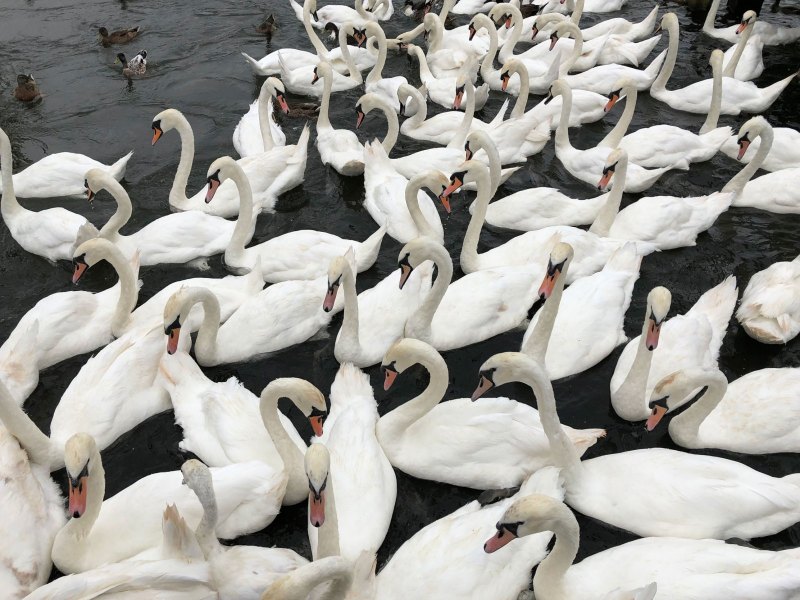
[232,77,288,159]
[205,156,384,282]
[651,14,796,115]
[378,338,604,488]
[159,354,327,506]
[473,351,800,540]
[406,44,489,110]
[98,26,140,46]
[256,14,277,36]
[151,108,309,216]
[520,242,641,380]
[181,459,309,599]
[484,493,800,599]
[722,11,764,81]
[315,61,366,176]
[646,366,800,454]
[703,0,800,45]
[14,74,41,102]
[736,254,800,344]
[308,365,396,564]
[728,117,800,214]
[0,127,99,262]
[51,433,282,574]
[116,50,146,77]
[547,80,684,192]
[610,279,737,422]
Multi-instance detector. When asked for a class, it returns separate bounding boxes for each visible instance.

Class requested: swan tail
[570,427,607,454]
[689,275,738,357]
[242,52,268,76]
[498,166,522,183]
[161,503,203,560]
[630,34,661,64]
[761,70,798,103]
[634,582,658,600]
[699,126,733,150]
[603,242,641,274]
[519,466,565,501]
[288,0,305,22]
[287,124,312,166]
[355,224,387,272]
[108,150,133,181]
[632,5,660,41]
[643,49,667,80]
[489,99,509,128]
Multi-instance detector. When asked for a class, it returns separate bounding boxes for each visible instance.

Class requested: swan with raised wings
[736,254,800,344]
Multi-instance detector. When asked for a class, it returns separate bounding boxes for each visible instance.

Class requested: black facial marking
[648,396,669,411]
[165,317,180,336]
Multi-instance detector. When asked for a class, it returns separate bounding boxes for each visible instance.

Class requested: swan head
[396,238,446,290]
[737,10,757,34]
[396,83,422,117]
[264,77,289,114]
[83,167,112,204]
[472,351,545,401]
[484,493,575,553]
[452,74,468,110]
[355,93,392,128]
[151,108,187,146]
[204,156,244,204]
[464,131,497,169]
[163,286,217,355]
[72,238,119,284]
[408,169,450,213]
[488,4,516,29]
[263,378,327,436]
[537,242,573,302]
[499,59,523,91]
[530,12,564,41]
[646,368,721,431]
[734,116,769,161]
[381,338,440,391]
[597,148,626,191]
[655,12,678,35]
[325,247,356,312]
[544,79,569,105]
[468,14,489,40]
[342,22,367,47]
[64,433,100,519]
[644,287,671,351]
[440,160,489,211]
[180,459,215,502]
[551,20,579,49]
[305,443,330,527]
[312,60,333,85]
[604,78,633,113]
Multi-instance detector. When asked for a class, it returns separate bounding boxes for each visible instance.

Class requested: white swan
[736,254,800,344]
[722,11,764,81]
[232,77,288,159]
[51,432,281,574]
[520,242,641,380]
[406,44,489,110]
[568,0,658,42]
[484,493,800,599]
[326,241,434,368]
[474,351,800,540]
[87,169,246,267]
[599,72,731,169]
[362,22,411,113]
[291,0,383,29]
[548,80,683,192]
[260,556,355,600]
[728,117,800,214]
[646,366,800,454]
[397,237,539,351]
[315,61,366,176]
[362,140,445,244]
[400,13,484,80]
[588,148,741,249]
[651,14,796,115]
[373,467,566,600]
[308,365,396,563]
[159,353,327,506]
[0,381,64,598]
[206,156,384,282]
[703,0,800,45]
[377,338,604,488]
[720,122,800,172]
[0,127,98,262]
[181,459,309,599]
[610,279,737,422]
[151,108,310,216]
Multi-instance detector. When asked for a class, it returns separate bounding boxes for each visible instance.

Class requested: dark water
[1,0,799,589]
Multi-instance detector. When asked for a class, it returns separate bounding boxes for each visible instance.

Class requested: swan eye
[546,258,566,277]
[737,132,750,145]
[69,463,90,488]
[602,162,618,176]
[648,396,669,410]
[165,317,180,335]
[398,253,411,269]
[327,275,341,293]
[497,521,521,536]
[309,474,328,498]
[479,367,496,385]
[649,309,664,326]
[151,120,161,132]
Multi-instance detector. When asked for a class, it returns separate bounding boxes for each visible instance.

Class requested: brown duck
[14,74,42,102]
[256,14,277,36]
[98,26,140,47]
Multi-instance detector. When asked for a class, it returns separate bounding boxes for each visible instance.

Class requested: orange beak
[484,527,517,553]
[645,319,661,350]
[531,25,539,40]
[309,415,325,437]
[323,286,338,312]
[167,327,181,354]
[205,177,221,204]
[737,139,750,160]
[646,405,668,431]
[441,176,463,199]
[504,16,512,29]
[383,367,398,391]
[438,193,451,214]
[604,93,620,113]
[736,21,747,34]
[471,374,494,401]
[309,490,326,526]
[468,24,477,41]
[453,90,463,110]
[68,476,89,518]
[597,169,613,191]
[72,261,88,284]
[501,73,509,92]
[356,110,365,129]
[277,95,290,114]
[538,270,560,300]
[399,263,413,289]
[151,127,163,145]
[311,71,319,84]
[549,33,559,51]
[86,188,95,203]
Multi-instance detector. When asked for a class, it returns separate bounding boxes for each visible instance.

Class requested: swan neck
[193,480,222,559]
[612,325,654,419]
[408,245,452,340]
[559,23,584,75]
[169,115,195,206]
[338,27,361,81]
[723,25,750,77]
[337,263,361,356]
[404,87,428,127]
[703,0,722,32]
[317,69,333,130]
[104,244,140,337]
[382,347,448,435]
[460,167,492,272]
[415,48,435,81]
[532,508,579,599]
[380,102,400,154]
[511,65,530,119]
[406,180,438,239]
[259,387,306,503]
[225,165,257,265]
[600,87,637,148]
[304,2,331,57]
[480,23,500,88]
[669,372,727,448]
[587,156,626,236]
[0,131,24,217]
[0,387,58,468]
[188,289,222,364]
[554,85,574,149]
[315,471,340,559]
[367,28,389,83]
[722,124,772,193]
[570,0,584,25]
[701,54,723,133]
[504,7,524,61]
[280,558,353,600]
[652,19,678,91]
[257,87,276,152]
[439,0,455,21]
[521,265,568,362]
[97,178,132,239]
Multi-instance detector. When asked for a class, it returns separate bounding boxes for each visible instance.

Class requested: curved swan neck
[449,83,476,148]
[703,0,722,33]
[304,0,331,57]
[407,243,453,339]
[257,84,277,152]
[722,123,772,193]
[101,242,140,337]
[338,26,362,82]
[259,384,307,503]
[406,178,439,239]
[273,557,353,600]
[403,86,428,128]
[669,371,728,448]
[315,470,340,559]
[554,84,574,150]
[439,0,456,21]
[0,129,25,217]
[0,384,59,469]
[317,66,334,130]
[413,46,435,82]
[379,101,400,153]
[510,64,530,119]
[570,0,585,25]
[427,15,445,53]
[532,504,580,599]
[336,263,361,357]
[558,22,584,76]
[588,153,626,236]
[520,261,570,362]
[612,307,655,418]
[192,479,222,559]
[701,53,723,133]
[225,163,257,265]
[477,19,500,87]
[460,165,493,273]
[97,178,133,239]
[652,18,679,92]
[723,23,751,77]
[366,26,389,83]
[168,113,195,206]
[184,289,222,364]
[600,86,637,148]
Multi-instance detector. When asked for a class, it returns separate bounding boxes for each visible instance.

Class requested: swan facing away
[736,254,800,344]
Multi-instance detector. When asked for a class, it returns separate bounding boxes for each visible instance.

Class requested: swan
[315,61,366,176]
[158,352,327,506]
[362,22,411,113]
[232,77,288,159]
[0,127,99,262]
[398,13,484,80]
[728,117,800,214]
[280,23,363,96]
[484,493,800,599]
[290,0,383,30]
[373,467,566,600]
[548,80,684,192]
[406,44,489,110]
[703,0,800,45]
[736,254,800,344]
[308,365,396,563]
[470,13,523,93]
[588,148,738,249]
[650,14,796,115]
[377,338,604,488]
[520,242,641,380]
[362,140,446,244]
[473,351,800,539]
[463,123,540,186]
[0,381,65,598]
[396,237,539,351]
[599,73,732,169]
[87,169,248,267]
[326,238,435,368]
[151,108,310,217]
[205,156,384,282]
[610,279,737,422]
[567,0,658,42]
[646,366,800,454]
[720,122,800,172]
[51,432,282,574]
[181,459,309,599]
[722,11,764,81]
